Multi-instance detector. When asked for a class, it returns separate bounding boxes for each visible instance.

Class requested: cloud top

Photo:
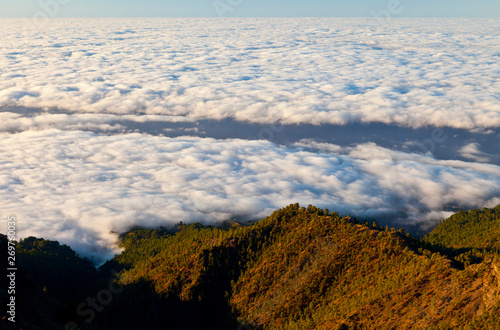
[0,18,499,129]
[1,18,499,263]
[1,130,499,262]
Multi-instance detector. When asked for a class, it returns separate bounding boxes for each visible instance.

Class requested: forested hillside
[2,204,500,329]
[424,206,500,252]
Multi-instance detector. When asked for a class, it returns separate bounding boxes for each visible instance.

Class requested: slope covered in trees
[2,204,500,329]
[424,206,500,252]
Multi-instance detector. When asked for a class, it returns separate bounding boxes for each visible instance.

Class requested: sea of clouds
[1,18,499,128]
[1,130,499,262]
[0,18,499,262]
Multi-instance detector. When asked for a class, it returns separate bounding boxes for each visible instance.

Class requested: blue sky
[1,0,499,18]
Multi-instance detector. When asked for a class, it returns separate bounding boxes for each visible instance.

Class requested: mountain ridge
[2,204,500,329]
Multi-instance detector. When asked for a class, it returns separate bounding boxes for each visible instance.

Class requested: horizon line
[1,16,499,19]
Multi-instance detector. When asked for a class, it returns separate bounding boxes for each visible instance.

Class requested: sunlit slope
[4,204,500,329]
[107,204,500,329]
[425,206,500,252]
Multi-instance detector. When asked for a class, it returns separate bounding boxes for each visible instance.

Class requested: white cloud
[0,18,499,129]
[0,111,195,133]
[459,142,491,163]
[1,18,499,264]
[0,130,499,263]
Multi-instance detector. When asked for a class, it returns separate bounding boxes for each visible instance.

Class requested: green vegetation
[424,206,500,253]
[2,204,500,329]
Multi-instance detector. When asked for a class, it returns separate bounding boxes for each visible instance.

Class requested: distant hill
[425,206,500,252]
[2,204,500,329]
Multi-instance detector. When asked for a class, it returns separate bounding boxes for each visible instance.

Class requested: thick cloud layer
[1,130,499,262]
[0,18,499,129]
[1,18,499,263]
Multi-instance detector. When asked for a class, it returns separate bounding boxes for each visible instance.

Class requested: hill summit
[2,204,500,329]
